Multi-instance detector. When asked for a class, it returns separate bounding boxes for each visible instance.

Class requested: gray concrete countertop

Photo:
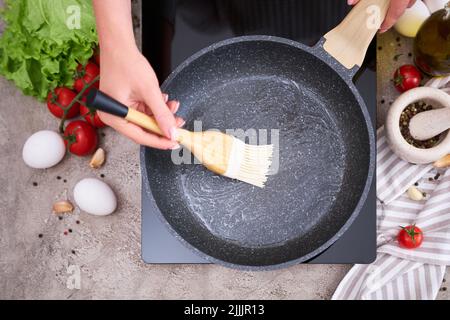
[0,1,448,300]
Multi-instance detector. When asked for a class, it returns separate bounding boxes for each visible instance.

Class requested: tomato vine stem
[58,75,100,134]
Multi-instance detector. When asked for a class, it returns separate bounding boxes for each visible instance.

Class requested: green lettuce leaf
[0,0,98,100]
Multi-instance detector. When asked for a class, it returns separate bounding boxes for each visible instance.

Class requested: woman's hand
[348,0,416,33]
[98,47,184,150]
[93,0,182,150]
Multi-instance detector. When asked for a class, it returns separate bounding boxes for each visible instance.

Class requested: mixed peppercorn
[400,101,441,148]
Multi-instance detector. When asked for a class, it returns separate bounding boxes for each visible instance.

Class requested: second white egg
[73,178,117,216]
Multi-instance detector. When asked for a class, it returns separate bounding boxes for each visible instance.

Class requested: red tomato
[393,65,422,93]
[64,120,98,156]
[74,62,100,94]
[47,88,80,119]
[397,225,423,249]
[80,103,106,128]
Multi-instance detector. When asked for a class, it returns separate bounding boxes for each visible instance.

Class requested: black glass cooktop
[141,0,376,264]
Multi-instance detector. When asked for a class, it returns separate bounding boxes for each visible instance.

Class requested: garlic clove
[407,186,424,201]
[89,148,105,169]
[53,200,74,214]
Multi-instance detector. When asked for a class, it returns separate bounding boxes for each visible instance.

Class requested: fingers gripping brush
[86,89,274,188]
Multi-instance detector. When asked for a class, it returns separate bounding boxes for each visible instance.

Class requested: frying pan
[142,0,386,269]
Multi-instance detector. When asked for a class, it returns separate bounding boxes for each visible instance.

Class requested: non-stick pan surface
[143,36,375,269]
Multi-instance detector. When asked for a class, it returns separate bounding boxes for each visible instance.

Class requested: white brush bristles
[223,138,274,188]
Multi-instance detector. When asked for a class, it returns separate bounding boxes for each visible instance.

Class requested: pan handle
[323,0,389,70]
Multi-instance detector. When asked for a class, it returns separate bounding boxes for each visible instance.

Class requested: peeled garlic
[433,154,450,168]
[53,200,74,214]
[407,186,424,201]
[89,148,105,169]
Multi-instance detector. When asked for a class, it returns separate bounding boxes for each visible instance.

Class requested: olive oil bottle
[414,2,450,76]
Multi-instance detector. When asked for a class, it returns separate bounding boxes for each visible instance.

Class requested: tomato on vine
[47,88,80,119]
[80,101,106,128]
[74,62,100,94]
[64,120,98,156]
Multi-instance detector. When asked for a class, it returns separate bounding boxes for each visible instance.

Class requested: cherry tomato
[74,62,100,94]
[397,225,423,249]
[393,65,422,93]
[47,87,80,119]
[80,102,106,128]
[64,120,98,156]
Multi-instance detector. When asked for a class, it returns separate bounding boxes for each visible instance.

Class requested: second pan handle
[323,0,390,70]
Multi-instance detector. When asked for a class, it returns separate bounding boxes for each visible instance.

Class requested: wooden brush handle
[323,0,390,69]
[125,108,164,136]
[126,109,193,145]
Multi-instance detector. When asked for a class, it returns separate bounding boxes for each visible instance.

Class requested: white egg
[424,0,448,13]
[22,130,66,169]
[394,0,431,37]
[73,178,117,216]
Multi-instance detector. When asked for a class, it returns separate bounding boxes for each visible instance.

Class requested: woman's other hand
[348,0,416,33]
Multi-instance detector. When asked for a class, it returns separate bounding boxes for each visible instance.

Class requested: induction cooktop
[140,0,376,264]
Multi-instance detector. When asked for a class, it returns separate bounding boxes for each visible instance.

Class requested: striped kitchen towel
[333,90,450,299]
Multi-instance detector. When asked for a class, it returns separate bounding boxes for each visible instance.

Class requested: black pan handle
[86,89,129,118]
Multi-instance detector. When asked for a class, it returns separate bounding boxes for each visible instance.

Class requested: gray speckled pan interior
[143,36,375,270]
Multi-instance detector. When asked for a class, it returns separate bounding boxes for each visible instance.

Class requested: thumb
[142,87,178,141]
